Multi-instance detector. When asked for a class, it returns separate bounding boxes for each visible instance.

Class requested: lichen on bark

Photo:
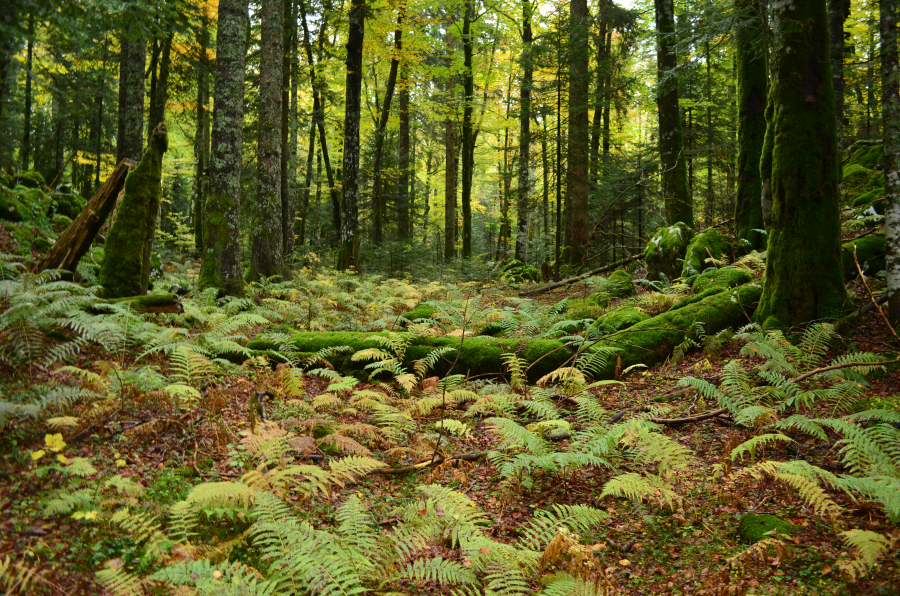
[754,0,847,328]
[100,124,168,298]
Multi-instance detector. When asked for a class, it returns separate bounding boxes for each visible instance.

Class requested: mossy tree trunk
[760,86,774,231]
[281,0,295,262]
[199,0,247,297]
[337,0,365,270]
[515,0,533,262]
[828,0,849,162]
[193,14,210,252]
[882,0,900,322]
[734,0,767,250]
[567,0,591,263]
[21,14,33,170]
[100,125,168,298]
[251,0,286,281]
[655,0,692,228]
[755,0,847,328]
[116,2,145,163]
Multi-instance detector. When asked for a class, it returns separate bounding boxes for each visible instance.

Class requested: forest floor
[1,269,899,596]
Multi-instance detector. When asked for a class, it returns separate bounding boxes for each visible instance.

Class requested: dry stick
[371,450,489,475]
[854,244,900,341]
[521,253,643,297]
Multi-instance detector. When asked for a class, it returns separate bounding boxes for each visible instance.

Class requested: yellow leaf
[116,459,126,468]
[619,559,631,567]
[45,433,66,452]
[31,450,46,461]
[56,454,68,464]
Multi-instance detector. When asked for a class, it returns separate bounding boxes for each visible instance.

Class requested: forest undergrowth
[0,255,898,596]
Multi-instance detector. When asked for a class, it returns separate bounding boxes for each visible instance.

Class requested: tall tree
[199,0,248,296]
[654,0,692,227]
[251,0,286,280]
[116,1,146,162]
[193,14,211,251]
[734,0,767,249]
[21,14,33,171]
[398,65,411,240]
[755,0,846,327]
[444,28,457,260]
[338,0,365,269]
[882,0,900,322]
[828,0,849,156]
[515,0,533,261]
[460,0,476,258]
[372,10,403,245]
[148,30,174,135]
[567,0,590,262]
[281,0,295,260]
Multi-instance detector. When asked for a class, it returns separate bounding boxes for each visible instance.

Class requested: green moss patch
[567,298,606,320]
[606,269,636,298]
[596,306,649,331]
[645,222,693,282]
[692,268,753,294]
[682,228,733,277]
[738,514,797,543]
[841,233,885,279]
[0,188,27,222]
[846,143,884,169]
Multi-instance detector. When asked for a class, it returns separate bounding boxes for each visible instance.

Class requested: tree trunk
[705,41,713,225]
[398,65,411,241]
[21,14,33,171]
[37,159,135,273]
[882,0,900,323]
[754,0,847,327]
[602,30,612,158]
[148,31,173,134]
[100,125,168,298]
[338,0,365,270]
[281,0,295,262]
[199,0,247,296]
[654,0,692,227]
[372,14,403,245]
[460,0,475,258]
[734,0,767,250]
[515,0,533,261]
[567,0,591,263]
[589,21,608,197]
[540,116,549,241]
[444,30,457,260]
[300,120,315,247]
[290,0,300,247]
[193,15,210,251]
[829,0,849,160]
[117,2,146,163]
[252,0,286,280]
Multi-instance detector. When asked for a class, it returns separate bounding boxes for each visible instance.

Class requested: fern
[836,529,897,579]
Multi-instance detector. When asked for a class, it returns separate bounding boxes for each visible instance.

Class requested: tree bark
[461,0,475,258]
[515,0,533,261]
[398,65,411,240]
[281,0,295,262]
[654,0,692,227]
[21,14,33,171]
[290,0,300,247]
[372,13,403,245]
[882,0,900,323]
[829,0,849,160]
[754,0,847,327]
[567,0,591,263]
[444,29,457,260]
[338,0,365,270]
[734,0,767,250]
[193,15,211,251]
[117,2,145,163]
[37,159,135,273]
[199,0,247,296]
[148,30,173,134]
[252,0,286,280]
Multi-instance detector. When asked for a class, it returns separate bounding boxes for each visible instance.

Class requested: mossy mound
[842,164,885,197]
[846,143,883,169]
[0,170,45,190]
[0,187,28,222]
[596,306,649,331]
[567,298,606,320]
[841,233,885,279]
[404,304,436,322]
[738,514,797,543]
[682,228,733,277]
[606,269,636,298]
[645,222,693,282]
[49,192,87,219]
[500,260,541,283]
[257,331,571,382]
[851,187,885,214]
[586,281,763,378]
[692,268,753,294]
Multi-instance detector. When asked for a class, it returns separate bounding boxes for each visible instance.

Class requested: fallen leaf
[619,559,630,567]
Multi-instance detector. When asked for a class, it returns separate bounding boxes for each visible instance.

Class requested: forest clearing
[0,0,899,594]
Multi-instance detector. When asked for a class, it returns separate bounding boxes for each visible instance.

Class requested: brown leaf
[288,436,317,456]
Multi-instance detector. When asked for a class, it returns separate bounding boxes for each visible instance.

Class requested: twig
[371,451,489,475]
[520,253,643,297]
[854,245,899,341]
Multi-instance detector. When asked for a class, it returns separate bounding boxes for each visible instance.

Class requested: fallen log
[36,158,136,273]
[520,253,643,297]
[246,332,571,382]
[106,293,183,313]
[370,450,489,474]
[585,281,764,378]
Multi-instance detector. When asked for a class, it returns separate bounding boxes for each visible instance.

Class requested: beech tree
[883,0,899,322]
[338,0,365,270]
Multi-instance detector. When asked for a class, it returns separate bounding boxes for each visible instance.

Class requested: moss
[851,187,885,213]
[0,188,27,221]
[49,192,87,219]
[842,164,885,197]
[645,222,693,282]
[33,237,53,252]
[738,514,797,543]
[606,269,635,297]
[51,213,73,231]
[268,331,570,383]
[692,268,753,294]
[682,228,733,277]
[107,293,178,309]
[12,170,45,189]
[587,281,763,378]
[846,143,883,169]
[100,125,168,298]
[841,233,885,279]
[567,298,606,320]
[403,304,436,322]
[596,306,649,331]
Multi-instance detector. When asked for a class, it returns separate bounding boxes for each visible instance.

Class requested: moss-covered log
[753,0,847,328]
[587,281,763,378]
[595,306,649,331]
[107,293,183,313]
[841,233,886,280]
[99,125,168,298]
[681,228,733,277]
[247,332,571,382]
[645,222,693,282]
